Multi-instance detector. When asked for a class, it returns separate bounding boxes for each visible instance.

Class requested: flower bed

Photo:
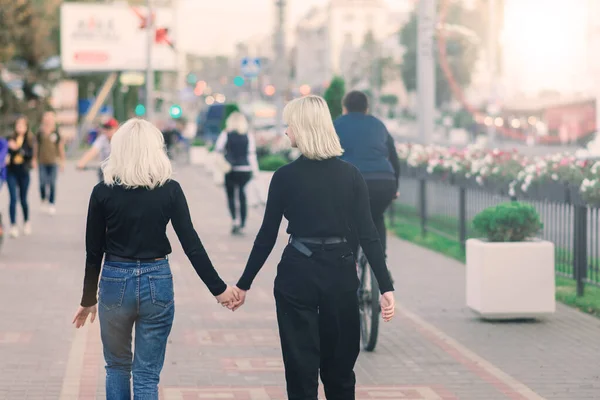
[397,143,600,206]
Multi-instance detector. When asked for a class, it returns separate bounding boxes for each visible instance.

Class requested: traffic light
[186,73,197,85]
[135,104,146,116]
[169,104,182,119]
[233,76,245,87]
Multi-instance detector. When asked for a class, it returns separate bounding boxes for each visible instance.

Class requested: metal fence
[390,176,600,296]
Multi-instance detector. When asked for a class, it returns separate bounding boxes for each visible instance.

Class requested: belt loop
[320,238,325,251]
[137,260,141,267]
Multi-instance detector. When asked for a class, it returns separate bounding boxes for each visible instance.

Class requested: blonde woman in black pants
[215,112,259,235]
[230,96,395,400]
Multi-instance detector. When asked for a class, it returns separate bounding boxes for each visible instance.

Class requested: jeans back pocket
[99,277,127,311]
[149,275,174,308]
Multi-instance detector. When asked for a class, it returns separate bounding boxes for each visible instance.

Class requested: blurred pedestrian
[0,135,9,239]
[215,112,259,235]
[77,118,119,182]
[72,118,238,399]
[35,111,65,215]
[230,96,395,399]
[6,115,35,237]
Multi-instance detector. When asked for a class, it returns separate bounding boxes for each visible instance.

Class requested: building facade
[294,0,407,90]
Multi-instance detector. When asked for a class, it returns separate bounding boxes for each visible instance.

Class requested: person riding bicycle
[333,91,400,261]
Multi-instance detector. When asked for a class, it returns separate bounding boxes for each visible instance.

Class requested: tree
[0,0,63,129]
[324,76,345,120]
[399,1,481,107]
[220,103,241,131]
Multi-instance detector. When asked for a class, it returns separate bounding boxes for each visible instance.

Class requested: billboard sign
[61,3,176,72]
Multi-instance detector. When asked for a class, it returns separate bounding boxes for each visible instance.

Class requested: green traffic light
[233,76,245,87]
[187,73,197,85]
[169,105,182,118]
[135,104,146,116]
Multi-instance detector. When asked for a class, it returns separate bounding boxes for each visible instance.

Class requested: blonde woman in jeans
[72,119,238,399]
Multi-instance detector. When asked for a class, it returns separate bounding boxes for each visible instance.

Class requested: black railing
[390,174,600,296]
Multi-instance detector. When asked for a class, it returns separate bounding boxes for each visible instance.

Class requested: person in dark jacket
[7,115,35,237]
[230,95,395,400]
[215,112,259,235]
[0,136,8,239]
[334,90,401,258]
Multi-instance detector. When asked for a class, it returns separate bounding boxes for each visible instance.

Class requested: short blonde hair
[102,118,172,189]
[225,112,249,135]
[283,95,343,160]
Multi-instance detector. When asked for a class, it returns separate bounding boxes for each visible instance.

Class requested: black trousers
[349,179,396,255]
[275,243,360,400]
[224,171,252,226]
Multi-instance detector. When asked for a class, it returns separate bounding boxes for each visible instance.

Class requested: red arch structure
[436,0,595,144]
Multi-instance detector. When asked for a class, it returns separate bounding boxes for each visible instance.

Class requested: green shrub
[220,103,241,131]
[191,137,205,147]
[259,154,288,171]
[472,202,543,242]
[324,76,345,120]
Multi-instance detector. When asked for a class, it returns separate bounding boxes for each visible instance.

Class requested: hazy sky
[176,0,407,55]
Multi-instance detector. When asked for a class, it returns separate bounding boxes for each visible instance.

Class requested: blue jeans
[39,164,57,204]
[98,259,175,400]
[6,165,30,225]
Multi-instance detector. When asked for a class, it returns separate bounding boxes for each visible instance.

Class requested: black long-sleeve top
[81,180,226,307]
[237,156,395,294]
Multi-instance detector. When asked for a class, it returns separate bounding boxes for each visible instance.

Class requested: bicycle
[356,246,380,352]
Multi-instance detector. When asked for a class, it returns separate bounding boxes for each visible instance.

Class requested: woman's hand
[72,305,97,328]
[7,140,18,151]
[215,285,239,308]
[380,292,395,322]
[230,286,247,311]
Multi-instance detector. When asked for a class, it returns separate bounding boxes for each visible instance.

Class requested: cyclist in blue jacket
[334,91,401,260]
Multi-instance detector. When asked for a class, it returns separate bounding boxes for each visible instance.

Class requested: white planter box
[466,238,555,320]
[189,146,208,166]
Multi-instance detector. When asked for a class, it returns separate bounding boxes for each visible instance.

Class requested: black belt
[105,254,166,263]
[289,236,347,257]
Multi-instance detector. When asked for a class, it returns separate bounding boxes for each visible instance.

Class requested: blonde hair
[225,112,249,135]
[283,95,343,160]
[102,118,172,189]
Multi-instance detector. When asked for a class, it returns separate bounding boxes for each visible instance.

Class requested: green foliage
[259,154,288,171]
[399,1,482,106]
[472,202,543,242]
[191,137,205,147]
[324,76,345,120]
[453,108,475,129]
[380,94,399,106]
[220,103,241,131]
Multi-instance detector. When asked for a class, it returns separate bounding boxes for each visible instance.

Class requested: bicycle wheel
[357,247,380,352]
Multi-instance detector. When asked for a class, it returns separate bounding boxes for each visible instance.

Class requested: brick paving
[0,163,598,399]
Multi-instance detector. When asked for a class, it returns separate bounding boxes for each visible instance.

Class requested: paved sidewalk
[0,164,598,399]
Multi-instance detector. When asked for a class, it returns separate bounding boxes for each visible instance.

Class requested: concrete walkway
[0,163,598,399]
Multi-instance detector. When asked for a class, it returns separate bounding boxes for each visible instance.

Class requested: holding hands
[215,285,247,311]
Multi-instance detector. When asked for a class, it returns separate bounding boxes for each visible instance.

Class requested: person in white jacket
[215,112,260,234]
